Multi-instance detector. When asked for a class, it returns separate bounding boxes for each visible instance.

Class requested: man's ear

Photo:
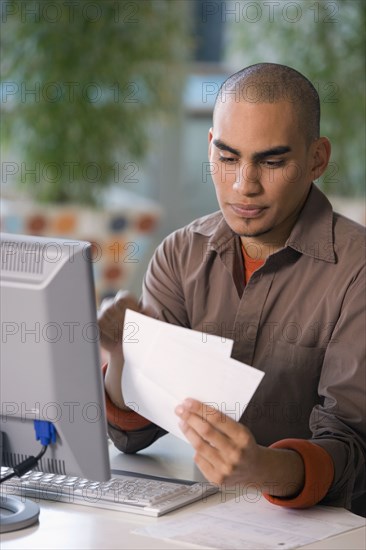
[208,127,213,158]
[311,137,331,181]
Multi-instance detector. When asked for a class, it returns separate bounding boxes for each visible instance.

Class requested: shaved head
[214,63,320,146]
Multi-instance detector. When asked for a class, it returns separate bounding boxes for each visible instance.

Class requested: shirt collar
[189,211,237,252]
[190,183,336,263]
[286,184,336,263]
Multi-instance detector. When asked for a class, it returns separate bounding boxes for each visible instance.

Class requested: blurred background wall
[1,0,365,299]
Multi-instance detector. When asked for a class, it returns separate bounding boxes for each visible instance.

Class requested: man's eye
[261,160,285,168]
[218,156,238,164]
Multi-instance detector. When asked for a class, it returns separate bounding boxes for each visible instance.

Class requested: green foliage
[225,0,365,197]
[1,0,189,204]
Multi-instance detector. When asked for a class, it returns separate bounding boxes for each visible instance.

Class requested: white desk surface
[1,434,365,550]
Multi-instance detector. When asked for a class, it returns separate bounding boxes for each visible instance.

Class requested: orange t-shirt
[241,243,265,283]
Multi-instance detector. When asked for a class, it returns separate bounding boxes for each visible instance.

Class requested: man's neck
[240,236,285,260]
[240,214,299,260]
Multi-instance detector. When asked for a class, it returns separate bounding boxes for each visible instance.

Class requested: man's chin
[232,222,274,238]
[238,227,273,238]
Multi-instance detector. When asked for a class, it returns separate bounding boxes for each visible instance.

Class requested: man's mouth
[230,204,267,218]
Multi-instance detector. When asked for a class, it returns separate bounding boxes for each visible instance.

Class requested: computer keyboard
[0,467,219,517]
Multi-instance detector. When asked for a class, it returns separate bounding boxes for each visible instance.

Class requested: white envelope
[122,310,264,441]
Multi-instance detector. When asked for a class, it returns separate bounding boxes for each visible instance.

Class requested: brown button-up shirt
[108,184,365,512]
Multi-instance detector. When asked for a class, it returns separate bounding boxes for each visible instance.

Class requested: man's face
[208,100,316,242]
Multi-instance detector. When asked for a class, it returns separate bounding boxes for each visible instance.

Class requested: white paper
[122,310,264,440]
[134,497,365,549]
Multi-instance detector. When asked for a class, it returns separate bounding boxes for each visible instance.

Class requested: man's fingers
[177,398,246,441]
[97,291,138,352]
[179,420,224,472]
[179,410,246,466]
[114,290,139,313]
[99,291,138,315]
[179,417,220,452]
[178,417,245,485]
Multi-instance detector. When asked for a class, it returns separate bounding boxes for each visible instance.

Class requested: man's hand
[175,398,304,497]
[98,290,139,356]
[175,398,261,485]
[98,290,139,410]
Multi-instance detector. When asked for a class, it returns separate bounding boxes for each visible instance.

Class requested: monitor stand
[0,432,40,533]
[0,495,40,533]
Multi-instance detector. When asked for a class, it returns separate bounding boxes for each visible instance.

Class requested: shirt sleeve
[266,268,366,513]
[263,439,334,508]
[307,267,366,511]
[139,230,190,326]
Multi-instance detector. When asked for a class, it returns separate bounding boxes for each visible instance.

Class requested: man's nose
[233,162,261,194]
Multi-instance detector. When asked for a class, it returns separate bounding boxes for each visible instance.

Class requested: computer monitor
[0,232,111,530]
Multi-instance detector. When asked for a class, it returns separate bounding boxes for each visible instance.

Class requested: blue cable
[33,420,57,446]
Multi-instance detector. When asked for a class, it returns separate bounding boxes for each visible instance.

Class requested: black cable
[0,445,48,484]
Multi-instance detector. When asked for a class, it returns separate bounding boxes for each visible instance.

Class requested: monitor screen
[0,232,110,483]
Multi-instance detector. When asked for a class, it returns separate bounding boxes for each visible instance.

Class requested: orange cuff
[102,364,151,431]
[264,439,334,509]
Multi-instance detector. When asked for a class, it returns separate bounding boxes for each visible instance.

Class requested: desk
[1,435,365,549]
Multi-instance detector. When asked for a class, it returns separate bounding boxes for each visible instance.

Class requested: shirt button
[246,325,258,340]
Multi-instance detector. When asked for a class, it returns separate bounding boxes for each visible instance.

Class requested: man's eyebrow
[213,140,292,161]
[252,145,292,162]
[213,139,241,157]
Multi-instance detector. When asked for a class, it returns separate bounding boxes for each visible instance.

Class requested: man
[98,63,365,515]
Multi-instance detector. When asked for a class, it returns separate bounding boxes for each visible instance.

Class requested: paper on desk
[134,498,365,550]
[122,310,264,441]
